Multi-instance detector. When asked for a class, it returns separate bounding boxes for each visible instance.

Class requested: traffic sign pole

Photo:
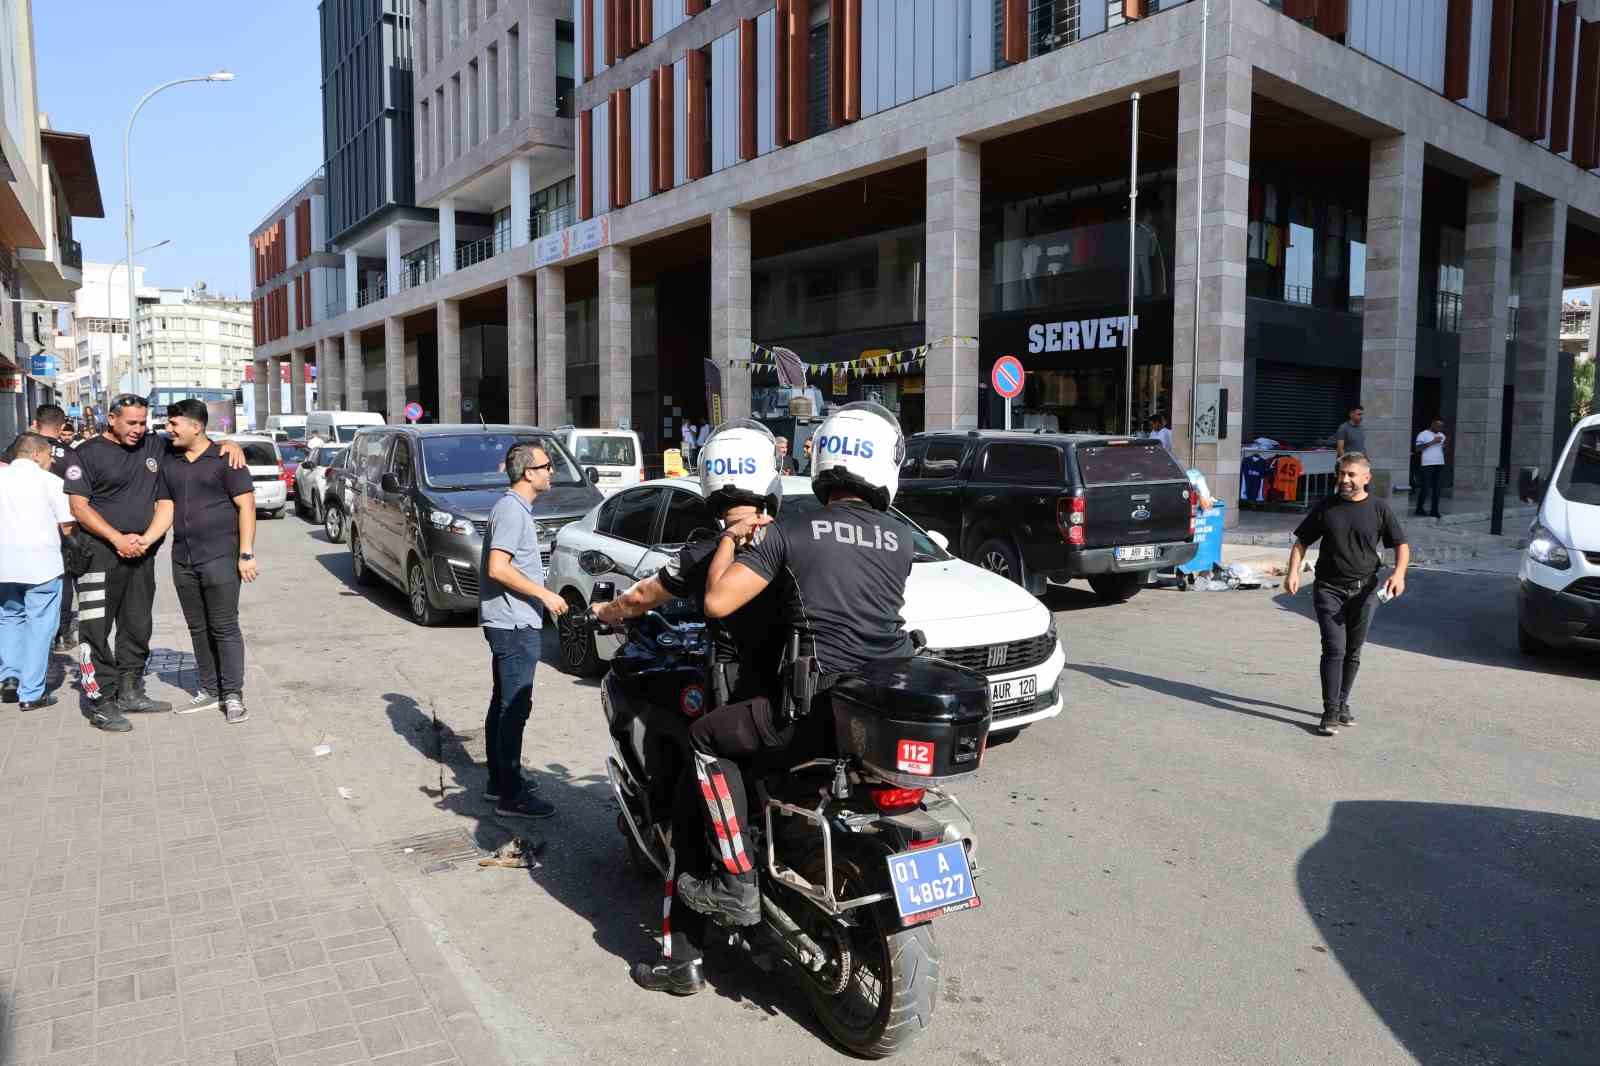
[991,355,1025,431]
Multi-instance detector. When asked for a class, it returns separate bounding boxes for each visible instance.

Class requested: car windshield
[1556,427,1600,506]
[278,444,309,464]
[334,424,370,443]
[780,494,950,563]
[419,433,584,489]
[238,442,278,466]
[572,435,637,465]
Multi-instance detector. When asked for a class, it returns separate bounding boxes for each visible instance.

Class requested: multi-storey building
[65,262,151,416]
[134,285,254,396]
[252,0,1600,515]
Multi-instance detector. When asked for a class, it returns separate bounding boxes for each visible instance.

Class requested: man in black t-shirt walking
[1286,452,1410,736]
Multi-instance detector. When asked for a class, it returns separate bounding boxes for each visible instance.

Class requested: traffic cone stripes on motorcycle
[693,751,753,876]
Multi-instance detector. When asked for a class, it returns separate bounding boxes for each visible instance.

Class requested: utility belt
[777,631,835,726]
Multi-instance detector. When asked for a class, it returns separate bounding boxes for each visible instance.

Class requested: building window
[533,176,576,237]
[493,206,512,252]
[419,97,431,177]
[509,25,522,122]
[451,74,463,160]
[556,21,575,118]
[468,59,481,147]
[436,87,447,170]
[487,43,501,133]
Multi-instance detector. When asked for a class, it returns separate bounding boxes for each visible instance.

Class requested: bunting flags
[726,335,978,379]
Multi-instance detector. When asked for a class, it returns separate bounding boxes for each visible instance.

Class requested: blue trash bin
[1178,502,1225,575]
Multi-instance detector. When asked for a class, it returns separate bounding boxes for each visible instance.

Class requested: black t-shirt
[1294,493,1407,585]
[741,500,915,675]
[157,444,256,566]
[63,434,170,535]
[659,531,788,700]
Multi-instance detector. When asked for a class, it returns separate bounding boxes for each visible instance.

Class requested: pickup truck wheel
[974,538,1023,586]
[1088,572,1145,603]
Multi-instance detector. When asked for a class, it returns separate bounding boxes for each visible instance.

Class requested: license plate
[886,842,980,923]
[1116,545,1158,562]
[989,674,1036,708]
[600,471,620,479]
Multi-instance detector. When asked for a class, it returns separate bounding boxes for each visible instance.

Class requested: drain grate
[380,828,486,876]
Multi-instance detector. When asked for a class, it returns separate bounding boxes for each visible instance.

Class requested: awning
[40,130,105,218]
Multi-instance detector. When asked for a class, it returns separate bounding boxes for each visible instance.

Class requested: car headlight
[429,510,473,536]
[1527,523,1571,569]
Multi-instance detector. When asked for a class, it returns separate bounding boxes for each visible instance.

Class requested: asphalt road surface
[233,515,1600,1065]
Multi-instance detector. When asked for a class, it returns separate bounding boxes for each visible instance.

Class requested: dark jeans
[1415,465,1443,516]
[173,556,245,697]
[483,625,541,799]
[78,538,158,699]
[1312,577,1381,714]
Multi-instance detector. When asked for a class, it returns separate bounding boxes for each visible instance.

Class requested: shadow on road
[1299,801,1600,1064]
[1066,662,1323,733]
[313,550,476,627]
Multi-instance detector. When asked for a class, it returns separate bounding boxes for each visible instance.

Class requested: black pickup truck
[895,431,1198,602]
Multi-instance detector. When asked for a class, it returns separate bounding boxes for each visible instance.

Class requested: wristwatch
[239,553,255,561]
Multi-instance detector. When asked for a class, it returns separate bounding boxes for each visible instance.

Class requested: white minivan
[1517,411,1600,653]
[556,426,645,494]
[264,414,307,441]
[305,410,385,445]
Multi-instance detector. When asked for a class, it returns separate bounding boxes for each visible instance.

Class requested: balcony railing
[62,238,82,270]
[399,242,440,292]
[357,276,387,308]
[532,204,577,239]
[457,228,513,270]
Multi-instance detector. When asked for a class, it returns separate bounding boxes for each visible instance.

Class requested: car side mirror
[585,466,600,485]
[927,530,950,551]
[1517,467,1544,504]
[591,580,617,604]
[301,460,313,469]
[579,550,617,576]
[380,472,400,494]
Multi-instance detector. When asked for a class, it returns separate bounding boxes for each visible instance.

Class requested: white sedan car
[548,476,1065,733]
[226,435,288,518]
[293,443,349,522]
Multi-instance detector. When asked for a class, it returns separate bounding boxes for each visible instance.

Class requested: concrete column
[319,336,341,413]
[924,139,982,430]
[1171,55,1252,521]
[536,266,567,427]
[709,208,752,422]
[344,329,364,412]
[1357,133,1425,496]
[386,225,403,295]
[385,316,407,423]
[597,244,632,429]
[508,274,537,424]
[253,358,270,430]
[344,249,359,311]
[1510,199,1567,473]
[440,199,458,274]
[437,298,463,423]
[1454,176,1515,495]
[290,348,308,415]
[511,156,533,248]
[267,357,282,416]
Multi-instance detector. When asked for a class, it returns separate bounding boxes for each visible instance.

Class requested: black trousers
[1312,577,1381,714]
[77,539,158,700]
[172,556,245,697]
[665,764,710,959]
[1414,466,1443,516]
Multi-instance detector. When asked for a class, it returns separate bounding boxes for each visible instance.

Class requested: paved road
[233,515,1600,1065]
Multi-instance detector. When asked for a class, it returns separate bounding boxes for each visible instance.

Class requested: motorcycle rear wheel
[794,850,940,1058]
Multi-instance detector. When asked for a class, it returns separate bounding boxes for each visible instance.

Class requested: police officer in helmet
[678,402,916,929]
[591,419,789,995]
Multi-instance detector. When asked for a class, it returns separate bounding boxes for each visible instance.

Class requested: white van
[556,426,644,494]
[1517,411,1600,653]
[264,414,307,440]
[305,410,385,445]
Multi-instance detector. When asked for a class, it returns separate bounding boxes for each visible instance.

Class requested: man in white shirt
[0,433,76,710]
[1413,417,1448,518]
[1150,414,1174,453]
[681,420,699,471]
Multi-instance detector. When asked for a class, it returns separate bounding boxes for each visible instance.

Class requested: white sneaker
[223,695,249,724]
[177,692,220,715]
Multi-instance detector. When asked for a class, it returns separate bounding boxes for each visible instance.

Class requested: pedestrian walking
[1333,404,1366,458]
[776,435,798,475]
[0,433,74,712]
[1,405,78,651]
[798,434,813,475]
[1284,452,1410,737]
[136,400,258,724]
[479,442,570,819]
[1413,417,1447,518]
[681,420,699,471]
[63,394,245,733]
[1150,414,1174,452]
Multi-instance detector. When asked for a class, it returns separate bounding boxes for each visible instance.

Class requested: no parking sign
[992,355,1025,429]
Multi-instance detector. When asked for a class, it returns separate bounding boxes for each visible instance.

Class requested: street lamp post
[107,240,171,402]
[124,71,235,396]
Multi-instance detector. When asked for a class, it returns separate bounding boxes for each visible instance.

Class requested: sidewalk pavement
[0,579,511,1066]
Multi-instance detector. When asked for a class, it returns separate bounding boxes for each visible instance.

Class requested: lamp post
[108,240,172,399]
[124,71,235,395]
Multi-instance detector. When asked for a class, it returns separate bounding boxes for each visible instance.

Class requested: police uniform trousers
[77,537,159,701]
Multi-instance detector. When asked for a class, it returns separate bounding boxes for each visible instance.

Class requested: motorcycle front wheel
[793,849,941,1059]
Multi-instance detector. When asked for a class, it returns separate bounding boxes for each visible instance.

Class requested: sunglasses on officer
[109,393,149,413]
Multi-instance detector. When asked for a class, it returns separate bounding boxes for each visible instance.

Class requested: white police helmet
[698,419,783,518]
[809,401,905,511]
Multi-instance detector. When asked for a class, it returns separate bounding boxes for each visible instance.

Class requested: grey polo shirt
[479,490,545,629]
[1335,420,1367,455]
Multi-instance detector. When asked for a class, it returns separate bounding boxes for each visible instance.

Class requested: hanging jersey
[1240,454,1270,502]
[1272,455,1303,502]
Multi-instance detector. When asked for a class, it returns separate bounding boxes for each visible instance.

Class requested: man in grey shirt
[1334,405,1366,458]
[480,442,569,819]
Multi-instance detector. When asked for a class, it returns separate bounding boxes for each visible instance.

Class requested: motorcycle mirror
[579,550,618,576]
[1517,466,1544,504]
[591,580,617,604]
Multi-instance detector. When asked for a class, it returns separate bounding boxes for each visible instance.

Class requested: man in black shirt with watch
[63,394,245,733]
[138,400,258,724]
[1286,452,1410,737]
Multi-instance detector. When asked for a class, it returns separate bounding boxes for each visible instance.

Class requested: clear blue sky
[34,2,325,301]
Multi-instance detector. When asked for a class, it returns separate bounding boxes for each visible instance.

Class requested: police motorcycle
[588,411,993,1057]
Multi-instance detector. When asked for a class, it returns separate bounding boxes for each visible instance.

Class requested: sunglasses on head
[110,394,147,413]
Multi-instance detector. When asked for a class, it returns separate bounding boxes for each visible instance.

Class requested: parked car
[1517,411,1600,654]
[320,447,357,543]
[894,430,1198,603]
[294,442,349,522]
[277,441,308,501]
[345,425,603,625]
[226,435,288,519]
[547,476,1065,733]
[306,410,385,445]
[265,414,307,440]
[554,426,646,494]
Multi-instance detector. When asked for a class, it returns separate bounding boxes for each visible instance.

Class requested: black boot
[630,957,706,996]
[676,871,761,926]
[1339,703,1355,727]
[117,675,171,714]
[1316,708,1340,737]
[1,678,17,703]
